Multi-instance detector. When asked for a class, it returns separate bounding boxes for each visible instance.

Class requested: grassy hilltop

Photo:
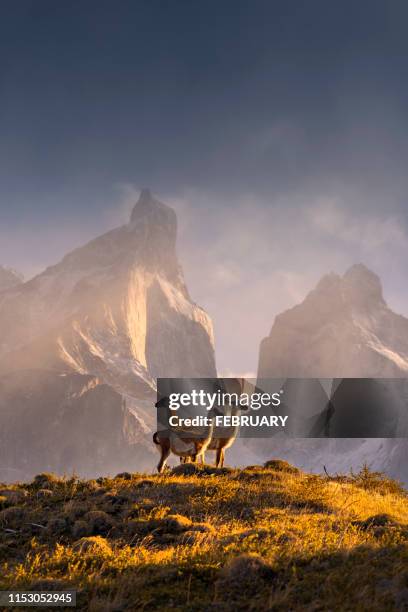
[0,462,407,611]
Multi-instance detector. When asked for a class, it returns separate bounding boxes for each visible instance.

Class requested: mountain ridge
[259,263,408,379]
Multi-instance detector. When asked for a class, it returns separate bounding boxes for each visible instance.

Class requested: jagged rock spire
[313,264,385,309]
[130,189,177,231]
[128,189,178,279]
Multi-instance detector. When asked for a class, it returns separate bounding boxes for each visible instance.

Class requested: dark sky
[1,1,408,372]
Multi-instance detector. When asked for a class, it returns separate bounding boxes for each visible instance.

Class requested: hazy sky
[2,1,408,374]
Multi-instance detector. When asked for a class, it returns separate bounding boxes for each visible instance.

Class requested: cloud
[162,186,408,374]
[307,197,408,250]
[103,183,141,227]
[2,182,408,377]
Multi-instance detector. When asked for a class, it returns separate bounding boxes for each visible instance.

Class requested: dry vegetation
[0,461,407,611]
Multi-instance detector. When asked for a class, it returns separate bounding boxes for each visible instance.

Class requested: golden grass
[0,464,407,611]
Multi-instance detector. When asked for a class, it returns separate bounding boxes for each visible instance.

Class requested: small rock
[170,464,202,476]
[136,479,155,488]
[161,514,192,533]
[171,464,231,477]
[264,459,300,474]
[62,501,89,521]
[33,473,61,488]
[0,506,25,528]
[102,492,128,512]
[115,472,132,480]
[72,520,90,539]
[46,517,67,535]
[85,510,114,535]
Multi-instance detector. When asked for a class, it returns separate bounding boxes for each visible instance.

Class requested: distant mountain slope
[252,264,408,483]
[0,266,22,291]
[0,370,150,480]
[259,264,408,378]
[0,190,216,480]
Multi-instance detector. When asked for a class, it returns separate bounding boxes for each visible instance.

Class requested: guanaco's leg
[215,446,223,468]
[194,441,205,465]
[157,441,171,473]
[219,448,225,468]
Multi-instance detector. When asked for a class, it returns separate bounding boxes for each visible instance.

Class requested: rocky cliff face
[0,370,150,481]
[253,264,408,483]
[0,190,216,481]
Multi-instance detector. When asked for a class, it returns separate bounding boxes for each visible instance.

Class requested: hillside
[1,462,407,611]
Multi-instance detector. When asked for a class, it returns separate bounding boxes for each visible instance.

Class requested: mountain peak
[259,263,405,380]
[314,272,341,293]
[128,190,178,272]
[312,265,385,309]
[139,187,152,200]
[342,263,384,307]
[132,188,155,212]
[343,263,380,283]
[130,189,176,227]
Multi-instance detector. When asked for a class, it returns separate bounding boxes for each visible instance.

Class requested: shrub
[264,459,300,473]
[349,465,406,496]
[72,536,112,555]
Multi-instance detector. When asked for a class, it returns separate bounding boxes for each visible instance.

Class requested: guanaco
[153,378,245,471]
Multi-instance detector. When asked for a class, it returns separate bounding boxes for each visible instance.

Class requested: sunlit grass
[0,464,407,610]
